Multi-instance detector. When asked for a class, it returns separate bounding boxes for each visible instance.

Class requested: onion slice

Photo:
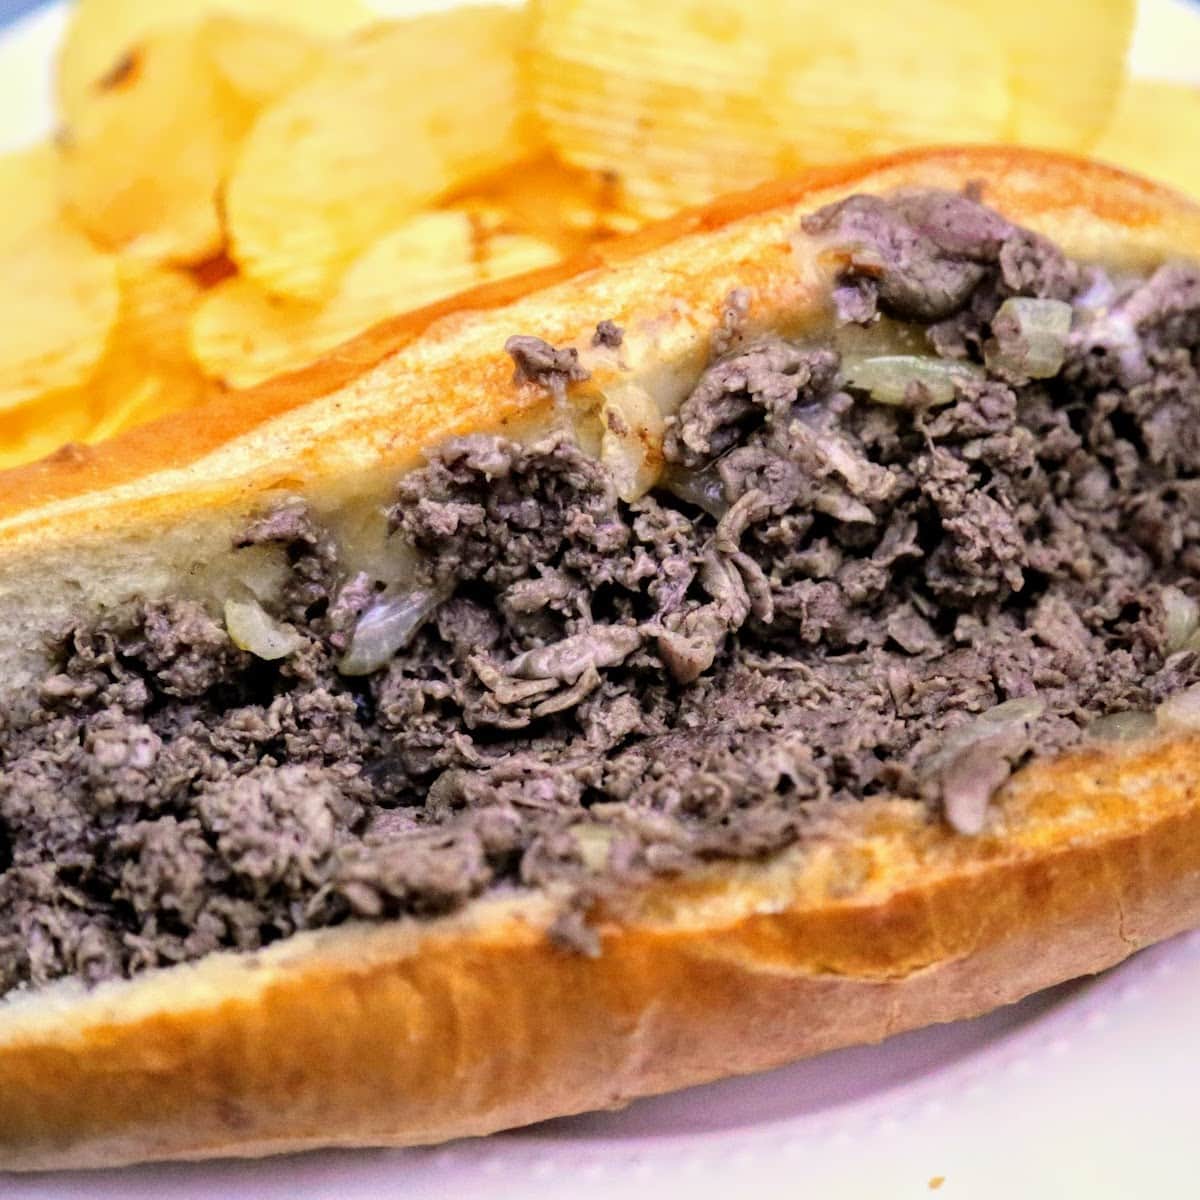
[1163,585,1200,654]
[985,297,1072,379]
[1086,710,1157,743]
[1156,684,1200,735]
[841,355,983,407]
[337,586,446,676]
[922,696,1045,835]
[926,696,1046,771]
[224,596,303,661]
[570,822,615,872]
[663,462,729,518]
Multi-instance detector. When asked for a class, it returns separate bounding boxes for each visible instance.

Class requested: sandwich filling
[2,189,1200,997]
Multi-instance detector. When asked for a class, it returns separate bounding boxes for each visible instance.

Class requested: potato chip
[201,15,328,110]
[0,361,200,472]
[979,0,1136,151]
[0,229,205,464]
[192,252,238,290]
[530,0,1129,217]
[191,283,323,391]
[226,7,540,302]
[57,0,372,125]
[454,156,644,257]
[91,256,210,418]
[117,258,206,355]
[59,25,252,264]
[1093,80,1200,201]
[340,211,562,302]
[480,232,566,282]
[0,392,98,473]
[84,374,193,445]
[0,223,119,412]
[0,142,63,251]
[194,210,560,388]
[9,256,211,470]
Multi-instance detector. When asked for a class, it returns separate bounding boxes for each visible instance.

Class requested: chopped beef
[802,189,1079,325]
[592,320,624,349]
[663,341,840,468]
[504,334,590,399]
[2,187,1200,995]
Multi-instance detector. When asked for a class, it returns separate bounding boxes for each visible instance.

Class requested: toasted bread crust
[2,146,1198,542]
[2,147,1200,1170]
[3,734,1199,1171]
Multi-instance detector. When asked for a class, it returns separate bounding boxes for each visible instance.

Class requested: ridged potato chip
[84,374,196,446]
[90,257,210,421]
[57,0,371,125]
[530,0,1132,216]
[980,0,1136,151]
[226,7,540,302]
[481,232,564,282]
[0,223,119,412]
[456,155,644,257]
[59,25,252,263]
[1094,80,1200,201]
[0,143,199,461]
[0,143,63,251]
[0,393,99,473]
[194,210,560,388]
[201,15,328,110]
[191,285,324,390]
[0,255,208,468]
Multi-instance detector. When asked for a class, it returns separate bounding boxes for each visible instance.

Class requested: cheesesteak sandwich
[3,147,1200,1171]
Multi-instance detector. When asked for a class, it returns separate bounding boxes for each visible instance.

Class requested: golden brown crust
[3,733,1200,1171]
[2,146,1198,538]
[2,147,1200,1170]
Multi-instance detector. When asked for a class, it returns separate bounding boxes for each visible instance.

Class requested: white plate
[3,2,1200,1196]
